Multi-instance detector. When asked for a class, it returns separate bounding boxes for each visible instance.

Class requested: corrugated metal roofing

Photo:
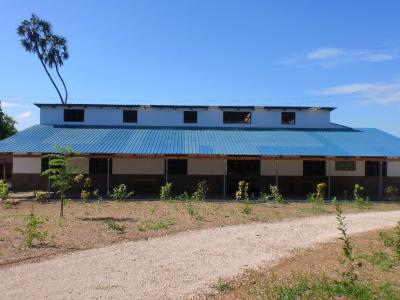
[0,125,400,157]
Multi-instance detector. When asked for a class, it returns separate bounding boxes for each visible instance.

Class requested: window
[167,159,187,175]
[335,161,356,171]
[281,112,296,125]
[303,160,326,176]
[89,158,112,174]
[41,157,49,172]
[227,160,260,175]
[123,110,137,123]
[223,112,251,124]
[183,111,197,123]
[64,109,84,122]
[365,161,387,177]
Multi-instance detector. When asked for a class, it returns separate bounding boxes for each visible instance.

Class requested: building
[0,103,400,199]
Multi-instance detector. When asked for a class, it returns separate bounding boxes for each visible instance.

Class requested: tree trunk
[55,64,68,104]
[60,192,64,218]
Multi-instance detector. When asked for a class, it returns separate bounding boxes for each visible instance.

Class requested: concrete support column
[379,161,383,200]
[107,158,110,196]
[165,159,169,183]
[2,159,5,180]
[327,160,331,200]
[223,174,226,199]
[275,159,278,188]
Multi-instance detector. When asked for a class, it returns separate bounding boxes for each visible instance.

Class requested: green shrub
[104,219,126,234]
[0,180,9,202]
[308,182,326,205]
[385,185,400,201]
[354,184,369,208]
[160,182,172,200]
[240,200,252,214]
[16,213,47,248]
[111,184,134,202]
[33,190,50,203]
[93,189,103,203]
[176,191,191,201]
[235,181,249,201]
[138,219,175,231]
[192,180,208,201]
[269,185,285,204]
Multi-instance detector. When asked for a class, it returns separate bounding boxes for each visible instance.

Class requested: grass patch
[299,205,332,215]
[138,219,176,231]
[360,251,399,271]
[104,219,126,234]
[212,278,233,293]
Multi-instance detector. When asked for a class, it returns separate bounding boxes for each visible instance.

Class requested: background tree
[0,102,17,140]
[41,147,79,218]
[17,14,69,104]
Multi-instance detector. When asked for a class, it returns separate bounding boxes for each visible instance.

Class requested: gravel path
[1,210,399,299]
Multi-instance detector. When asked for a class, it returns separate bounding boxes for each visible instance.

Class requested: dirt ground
[0,198,399,267]
[206,228,400,299]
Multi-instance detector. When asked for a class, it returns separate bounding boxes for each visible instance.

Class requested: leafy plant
[160,182,172,200]
[308,182,326,205]
[138,219,175,231]
[0,179,9,202]
[385,185,400,201]
[33,190,50,203]
[74,175,92,202]
[235,181,249,201]
[354,184,369,208]
[192,180,208,201]
[93,189,103,203]
[104,219,126,234]
[16,213,47,248]
[240,200,253,214]
[176,191,191,201]
[379,222,400,258]
[41,146,80,218]
[111,184,134,202]
[270,185,285,204]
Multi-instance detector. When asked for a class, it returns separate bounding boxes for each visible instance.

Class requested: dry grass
[205,229,400,300]
[0,198,399,268]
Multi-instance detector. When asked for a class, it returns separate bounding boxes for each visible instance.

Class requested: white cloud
[318,80,400,104]
[281,47,398,67]
[1,101,25,108]
[17,111,32,119]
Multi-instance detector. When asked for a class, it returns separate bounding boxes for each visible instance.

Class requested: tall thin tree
[17,14,69,104]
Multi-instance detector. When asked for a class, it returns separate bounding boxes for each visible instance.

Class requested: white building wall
[188,159,226,175]
[326,161,365,176]
[13,157,41,174]
[40,106,340,129]
[388,161,400,176]
[261,160,303,176]
[113,158,164,175]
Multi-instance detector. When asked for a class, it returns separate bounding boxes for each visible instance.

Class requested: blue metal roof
[0,125,400,157]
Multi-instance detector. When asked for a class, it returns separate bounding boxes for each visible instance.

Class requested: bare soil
[0,199,399,267]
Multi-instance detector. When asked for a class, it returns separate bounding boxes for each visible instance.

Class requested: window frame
[365,161,387,177]
[167,159,187,175]
[303,160,326,176]
[281,112,296,125]
[335,161,356,171]
[183,111,197,124]
[64,109,84,122]
[123,110,138,123]
[89,158,112,175]
[223,111,252,124]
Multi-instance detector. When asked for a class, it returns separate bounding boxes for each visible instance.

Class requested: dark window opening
[281,112,296,125]
[227,160,260,175]
[123,110,137,123]
[89,158,112,174]
[303,160,326,176]
[183,111,197,123]
[41,157,49,172]
[64,109,84,122]
[365,161,387,177]
[335,161,356,171]
[167,159,187,175]
[223,112,251,124]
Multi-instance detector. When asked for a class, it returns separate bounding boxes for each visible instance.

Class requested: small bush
[192,180,208,201]
[176,191,191,201]
[235,181,249,201]
[93,189,103,203]
[111,184,134,202]
[16,213,47,248]
[354,184,369,208]
[308,182,326,205]
[138,219,175,231]
[269,185,285,204]
[160,182,172,200]
[104,219,126,234]
[33,190,50,203]
[240,200,253,214]
[0,180,9,202]
[385,185,400,201]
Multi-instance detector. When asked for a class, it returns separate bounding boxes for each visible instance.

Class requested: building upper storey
[36,103,343,129]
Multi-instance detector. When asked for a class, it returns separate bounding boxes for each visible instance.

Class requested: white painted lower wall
[112,158,164,175]
[326,161,365,177]
[13,157,41,174]
[388,161,400,177]
[261,160,303,176]
[188,159,227,175]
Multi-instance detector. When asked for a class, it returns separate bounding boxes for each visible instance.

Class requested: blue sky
[1,0,400,135]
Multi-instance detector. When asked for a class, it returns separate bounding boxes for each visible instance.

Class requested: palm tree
[17,14,69,104]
